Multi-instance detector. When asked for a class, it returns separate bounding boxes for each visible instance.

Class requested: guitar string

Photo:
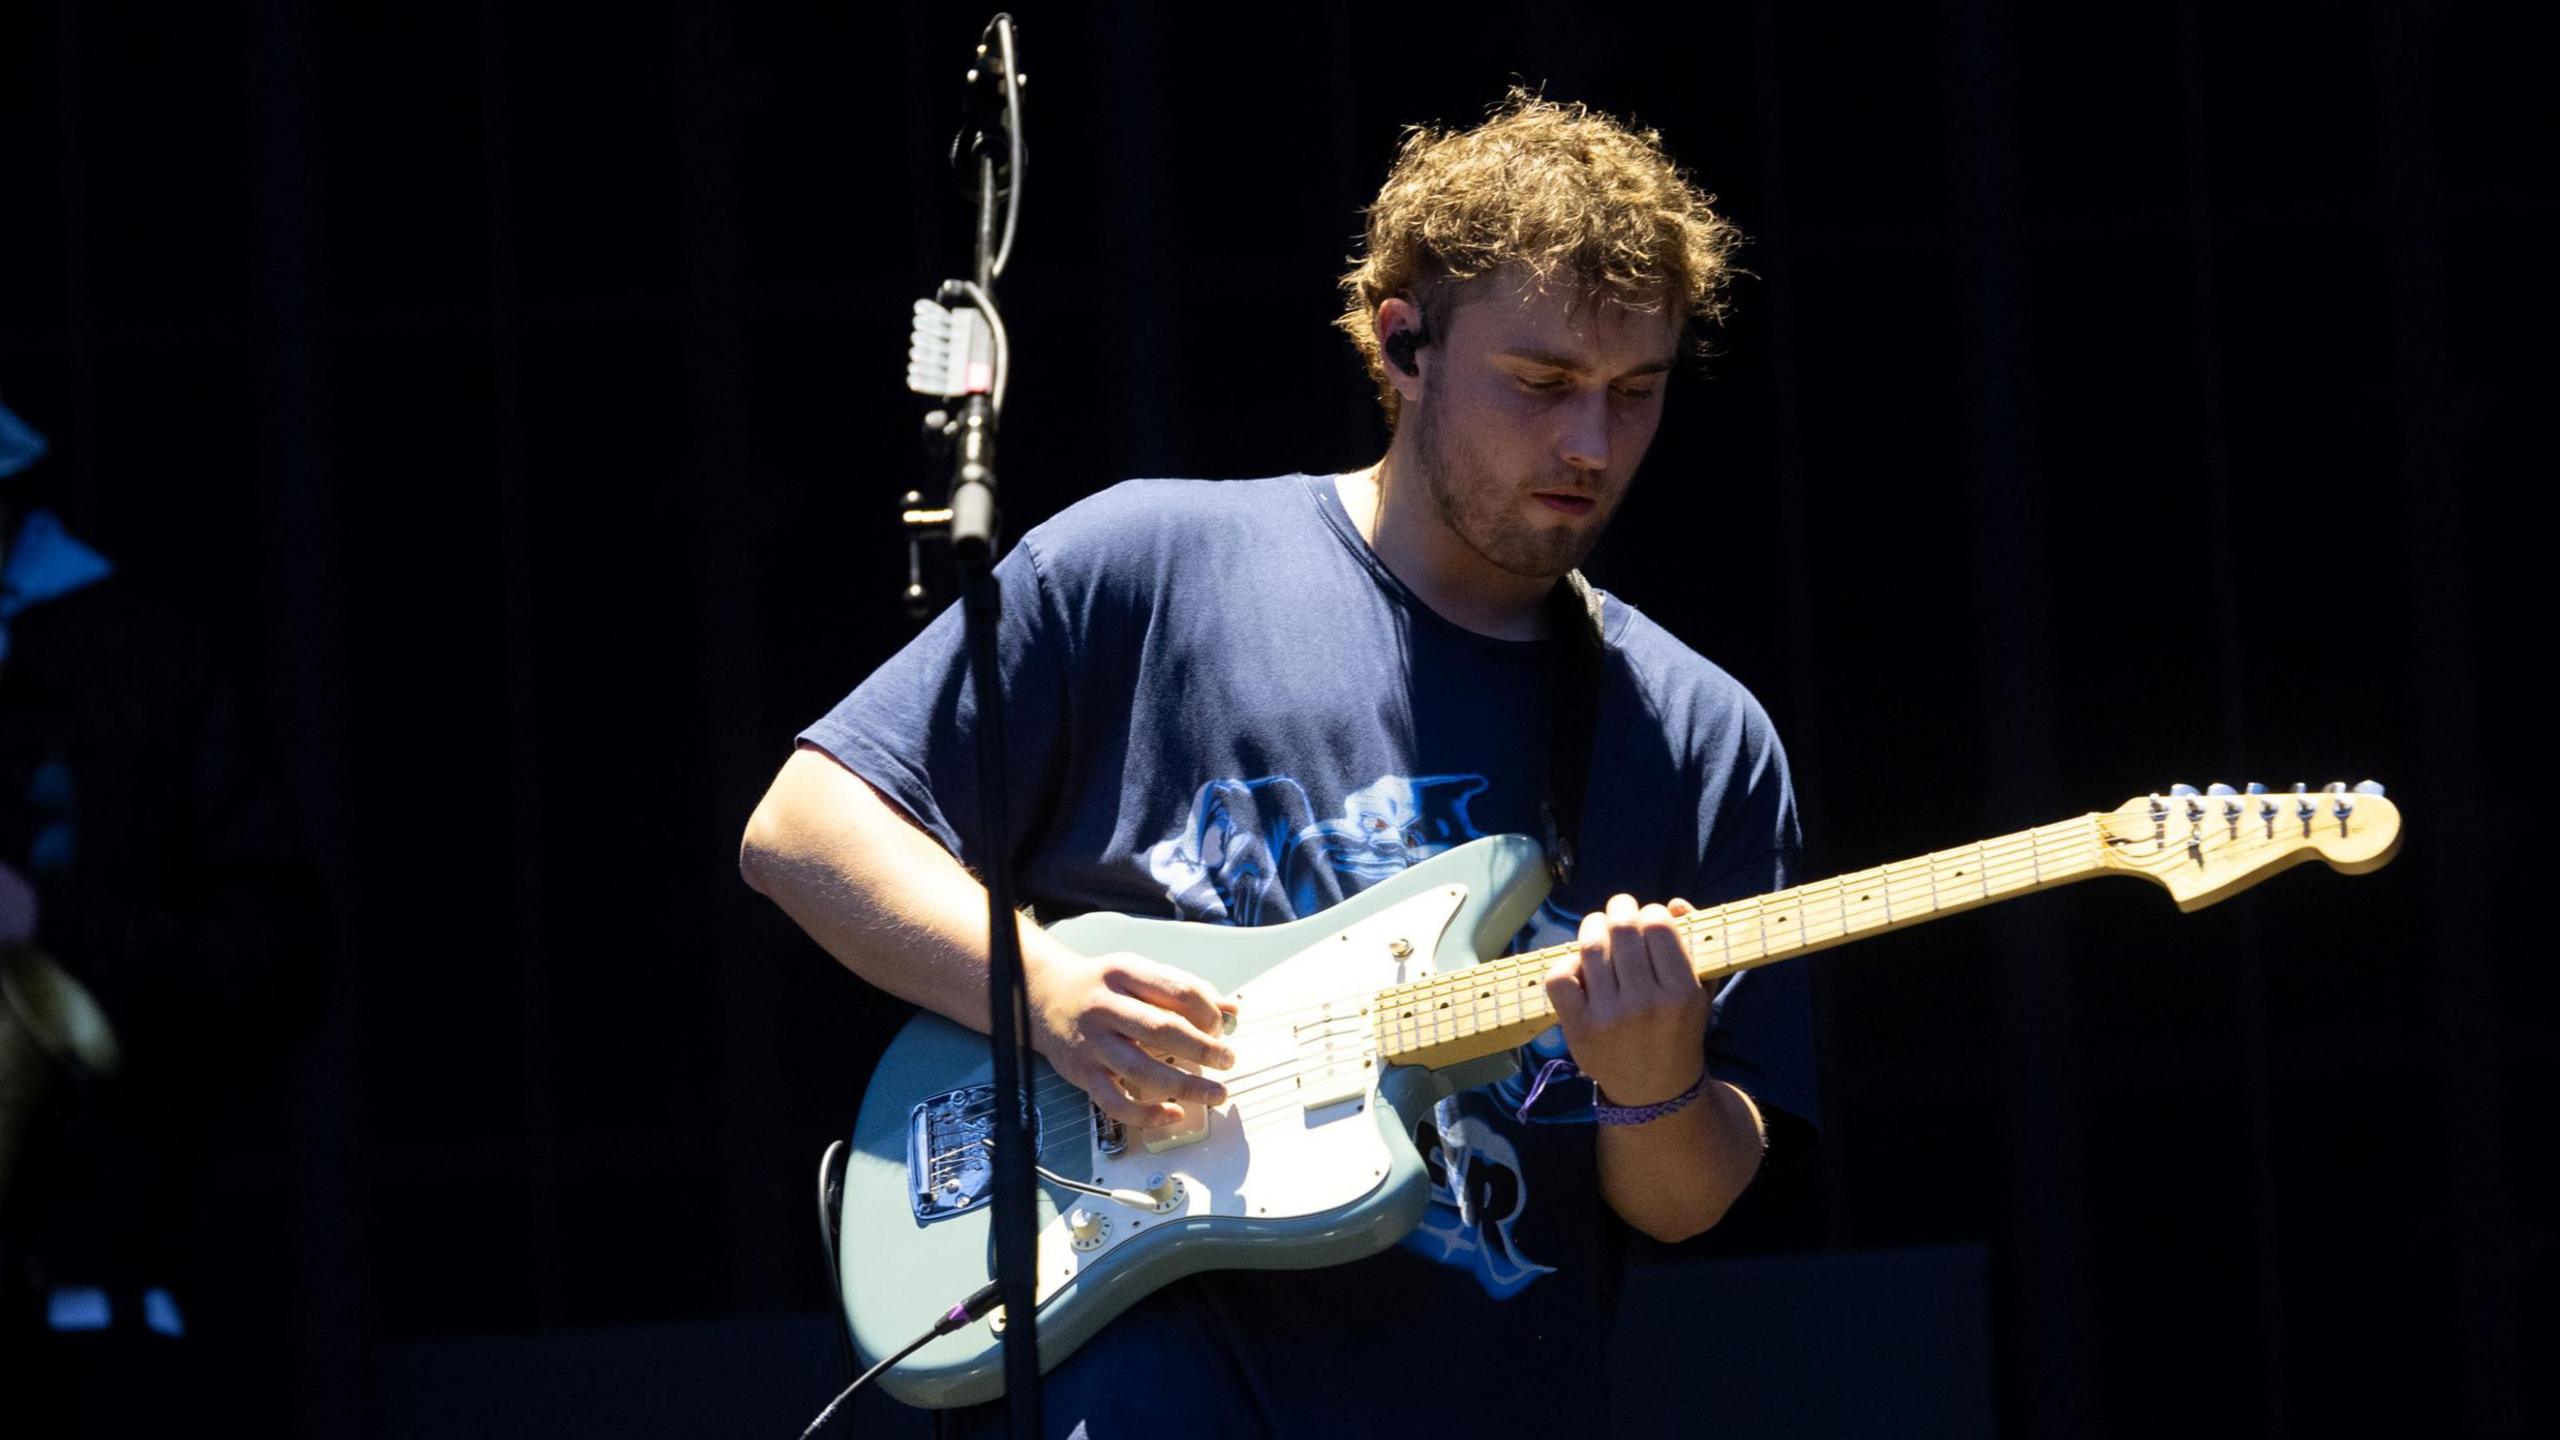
[1162,818,2106,1062]
[981,817,2120,1124]
[994,818,2112,1126]
[1223,821,2122,1129]
[995,818,2115,1124]
[1042,805,2255,1099]
[977,799,2344,1127]
[1292,816,2116,1033]
[1381,805,2282,1018]
[1214,811,2081,1140]
[949,804,2339,1172]
[936,808,2359,1183]
[925,1015,1382,1173]
[1377,819,2106,1017]
[1002,803,2348,1127]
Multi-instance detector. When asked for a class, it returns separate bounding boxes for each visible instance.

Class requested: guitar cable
[802,1139,1012,1437]
[815,1142,859,1382]
[798,1276,1005,1439]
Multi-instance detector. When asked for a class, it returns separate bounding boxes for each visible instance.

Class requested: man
[744,91,1813,1433]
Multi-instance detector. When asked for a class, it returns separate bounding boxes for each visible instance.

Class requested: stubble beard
[1411,385,1607,581]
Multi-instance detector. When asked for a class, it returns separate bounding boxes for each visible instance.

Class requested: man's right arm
[738,744,1233,1128]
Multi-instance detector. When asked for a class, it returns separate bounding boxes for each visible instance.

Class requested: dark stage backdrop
[1,1,2543,1435]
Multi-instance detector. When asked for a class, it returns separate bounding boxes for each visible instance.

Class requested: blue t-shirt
[805,473,1814,1435]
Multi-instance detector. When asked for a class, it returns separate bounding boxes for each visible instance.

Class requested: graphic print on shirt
[1398,906,1581,1297]
[1145,775,1579,1297]
[1142,772,1490,924]
[1404,1099,1560,1297]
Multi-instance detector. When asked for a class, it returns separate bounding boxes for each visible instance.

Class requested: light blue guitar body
[838,833,1551,1409]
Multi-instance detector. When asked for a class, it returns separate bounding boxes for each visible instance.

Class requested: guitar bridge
[906,1084,1045,1224]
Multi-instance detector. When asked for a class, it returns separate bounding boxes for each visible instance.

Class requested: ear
[1374,296,1428,405]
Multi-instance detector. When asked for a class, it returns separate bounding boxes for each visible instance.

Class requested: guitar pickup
[1139,1054,1215,1153]
[1142,1099,1209,1154]
[1295,1064,1367,1112]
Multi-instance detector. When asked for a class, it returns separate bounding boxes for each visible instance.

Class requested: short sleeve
[797,537,1070,871]
[1689,733,1821,1167]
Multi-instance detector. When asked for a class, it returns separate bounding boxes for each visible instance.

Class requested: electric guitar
[838,782,2402,1407]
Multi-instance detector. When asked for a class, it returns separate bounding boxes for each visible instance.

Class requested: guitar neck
[1373,814,2109,1072]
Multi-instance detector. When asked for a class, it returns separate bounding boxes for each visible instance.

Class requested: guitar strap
[1540,570,1607,888]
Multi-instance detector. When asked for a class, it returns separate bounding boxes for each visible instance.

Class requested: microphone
[900,14,1023,590]
[908,296,996,403]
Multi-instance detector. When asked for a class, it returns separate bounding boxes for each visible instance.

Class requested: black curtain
[0,1,2540,1434]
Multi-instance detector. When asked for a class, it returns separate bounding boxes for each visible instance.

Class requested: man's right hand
[1027,947,1235,1130]
[742,750,1239,1129]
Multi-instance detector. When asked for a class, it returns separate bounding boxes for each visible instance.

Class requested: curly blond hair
[1335,87,1743,429]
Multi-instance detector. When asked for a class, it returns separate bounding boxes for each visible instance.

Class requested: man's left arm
[1544,893,1769,1243]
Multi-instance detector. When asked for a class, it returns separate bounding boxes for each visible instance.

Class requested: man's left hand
[1542,893,1709,1105]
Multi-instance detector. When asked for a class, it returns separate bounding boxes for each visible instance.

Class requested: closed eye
[1513,373,1659,400]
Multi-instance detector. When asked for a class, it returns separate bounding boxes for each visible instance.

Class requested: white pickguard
[1021,883,1470,1304]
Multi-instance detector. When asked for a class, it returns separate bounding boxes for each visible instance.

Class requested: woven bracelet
[1592,1066,1710,1126]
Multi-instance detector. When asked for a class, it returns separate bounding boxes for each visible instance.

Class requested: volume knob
[1067,1206,1109,1250]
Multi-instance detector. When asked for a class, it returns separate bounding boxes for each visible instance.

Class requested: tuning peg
[2206,783,2236,796]
[2246,782,2267,795]
[2355,780,2387,796]
[2326,781,2347,794]
[2170,783,2200,797]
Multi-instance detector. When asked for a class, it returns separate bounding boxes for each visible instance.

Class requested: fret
[1370,805,2367,1072]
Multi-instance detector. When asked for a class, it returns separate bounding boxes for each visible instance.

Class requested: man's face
[1402,268,1683,581]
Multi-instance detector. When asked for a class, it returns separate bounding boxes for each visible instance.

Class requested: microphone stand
[909,15,1042,1436]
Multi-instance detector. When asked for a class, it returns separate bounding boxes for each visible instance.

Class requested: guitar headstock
[2096,781,2402,912]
